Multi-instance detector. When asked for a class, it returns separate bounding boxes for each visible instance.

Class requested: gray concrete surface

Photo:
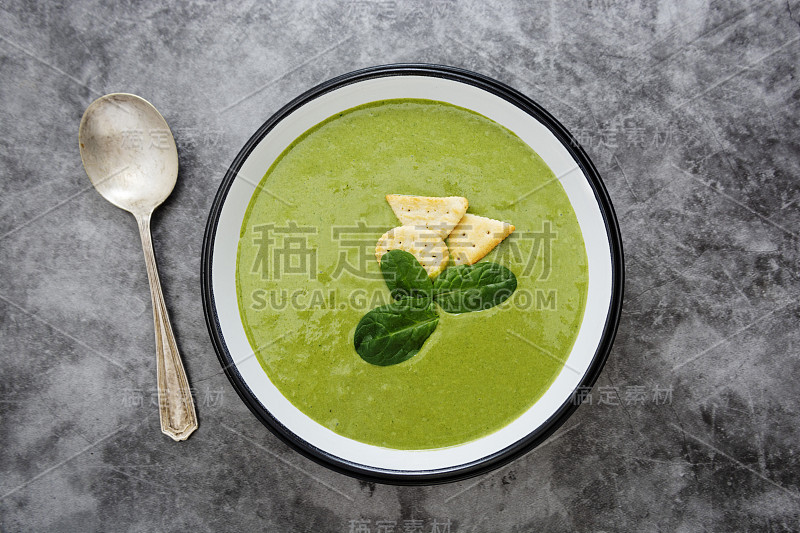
[2,0,800,531]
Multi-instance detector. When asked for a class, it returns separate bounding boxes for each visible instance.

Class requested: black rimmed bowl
[202,64,623,484]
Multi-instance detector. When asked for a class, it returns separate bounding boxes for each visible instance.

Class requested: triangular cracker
[386,194,468,239]
[447,214,515,265]
[376,225,449,278]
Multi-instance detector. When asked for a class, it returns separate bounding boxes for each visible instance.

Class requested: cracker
[447,214,515,265]
[375,225,449,278]
[385,194,468,239]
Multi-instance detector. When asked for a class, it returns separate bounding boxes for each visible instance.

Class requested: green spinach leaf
[432,262,517,313]
[380,249,433,299]
[354,297,439,366]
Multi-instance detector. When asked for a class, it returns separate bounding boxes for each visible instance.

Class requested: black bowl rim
[201,63,624,485]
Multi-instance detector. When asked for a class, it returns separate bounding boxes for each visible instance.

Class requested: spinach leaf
[354,297,439,366]
[380,249,432,300]
[432,262,517,313]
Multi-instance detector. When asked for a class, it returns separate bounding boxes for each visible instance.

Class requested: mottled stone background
[2,0,799,531]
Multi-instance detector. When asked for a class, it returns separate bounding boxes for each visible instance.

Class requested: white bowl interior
[210,75,612,472]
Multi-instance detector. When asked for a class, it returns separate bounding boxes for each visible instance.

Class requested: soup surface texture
[236,99,588,449]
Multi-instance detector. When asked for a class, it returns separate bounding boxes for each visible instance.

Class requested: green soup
[236,99,588,449]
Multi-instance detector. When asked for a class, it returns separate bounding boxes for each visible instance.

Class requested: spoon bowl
[79,93,178,216]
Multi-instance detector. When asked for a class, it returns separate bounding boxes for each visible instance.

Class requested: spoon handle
[136,213,198,441]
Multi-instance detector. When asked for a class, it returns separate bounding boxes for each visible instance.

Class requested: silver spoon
[79,93,198,441]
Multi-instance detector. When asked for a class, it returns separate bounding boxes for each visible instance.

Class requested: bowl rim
[201,63,624,485]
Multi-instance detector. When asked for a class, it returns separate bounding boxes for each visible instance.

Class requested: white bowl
[202,64,624,484]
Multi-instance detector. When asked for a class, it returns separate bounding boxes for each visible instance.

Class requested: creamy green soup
[236,99,588,449]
